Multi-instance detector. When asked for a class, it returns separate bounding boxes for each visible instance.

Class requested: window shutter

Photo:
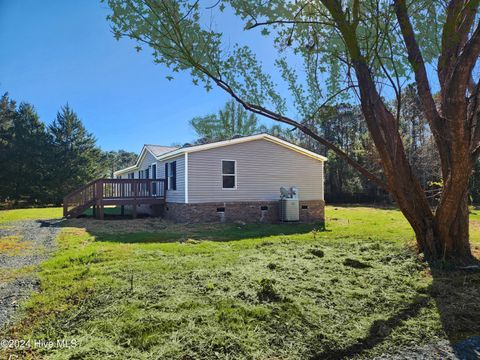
[165,163,169,189]
[172,161,177,190]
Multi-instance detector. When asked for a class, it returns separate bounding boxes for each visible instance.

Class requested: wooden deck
[63,178,166,219]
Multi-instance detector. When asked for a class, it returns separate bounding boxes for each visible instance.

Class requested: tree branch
[245,19,334,30]
[394,0,451,177]
[211,77,388,190]
[394,0,443,132]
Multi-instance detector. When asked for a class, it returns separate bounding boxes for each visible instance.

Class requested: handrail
[63,179,98,200]
[63,178,166,218]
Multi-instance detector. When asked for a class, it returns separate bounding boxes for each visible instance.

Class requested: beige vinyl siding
[158,155,185,203]
[136,150,156,178]
[132,150,185,203]
[188,139,324,203]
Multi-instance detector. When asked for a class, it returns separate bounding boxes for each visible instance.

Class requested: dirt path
[0,219,61,329]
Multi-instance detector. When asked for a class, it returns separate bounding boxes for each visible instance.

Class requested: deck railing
[100,179,166,199]
[63,178,166,218]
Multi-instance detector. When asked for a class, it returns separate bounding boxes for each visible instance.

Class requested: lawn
[0,207,62,224]
[1,206,480,359]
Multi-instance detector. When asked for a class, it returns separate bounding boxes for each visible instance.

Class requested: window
[222,160,236,189]
[151,164,157,179]
[151,164,157,195]
[128,172,134,179]
[165,161,176,190]
[146,167,150,179]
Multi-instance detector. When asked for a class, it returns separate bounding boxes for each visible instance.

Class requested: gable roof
[114,134,327,176]
[145,144,178,157]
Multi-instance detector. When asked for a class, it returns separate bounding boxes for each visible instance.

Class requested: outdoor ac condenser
[280,187,299,222]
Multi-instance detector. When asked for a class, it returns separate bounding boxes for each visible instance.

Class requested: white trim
[114,133,327,176]
[221,159,237,190]
[262,135,328,161]
[155,134,328,162]
[114,145,169,176]
[185,153,189,203]
[114,164,138,177]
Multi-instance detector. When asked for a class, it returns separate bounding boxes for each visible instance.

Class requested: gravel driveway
[0,219,61,329]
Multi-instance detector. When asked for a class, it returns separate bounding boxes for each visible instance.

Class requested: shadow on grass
[430,264,480,358]
[310,296,431,360]
[309,261,480,360]
[64,218,326,244]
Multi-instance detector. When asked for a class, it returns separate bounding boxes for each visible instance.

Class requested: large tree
[191,99,263,142]
[0,94,17,202]
[49,105,102,203]
[0,95,53,204]
[190,99,293,143]
[10,103,52,203]
[106,0,480,264]
[101,149,138,178]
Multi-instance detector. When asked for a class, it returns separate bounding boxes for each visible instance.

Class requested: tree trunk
[348,56,476,265]
[392,170,473,264]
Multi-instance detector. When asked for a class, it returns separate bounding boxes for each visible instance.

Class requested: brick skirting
[164,200,325,224]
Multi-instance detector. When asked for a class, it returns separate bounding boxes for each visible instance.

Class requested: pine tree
[0,94,16,202]
[49,105,102,204]
[10,103,52,203]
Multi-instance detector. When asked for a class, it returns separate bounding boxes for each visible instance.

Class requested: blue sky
[0,0,281,152]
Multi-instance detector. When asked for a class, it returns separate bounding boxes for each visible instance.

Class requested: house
[113,134,327,223]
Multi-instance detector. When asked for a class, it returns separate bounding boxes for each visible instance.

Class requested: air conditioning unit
[279,187,299,221]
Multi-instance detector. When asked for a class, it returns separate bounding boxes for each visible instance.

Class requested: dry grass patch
[0,266,36,285]
[65,217,173,234]
[0,235,32,255]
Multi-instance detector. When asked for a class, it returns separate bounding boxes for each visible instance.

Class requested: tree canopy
[0,93,137,207]
[190,99,294,143]
[106,0,480,263]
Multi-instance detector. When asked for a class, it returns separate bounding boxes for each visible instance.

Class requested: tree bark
[312,0,479,265]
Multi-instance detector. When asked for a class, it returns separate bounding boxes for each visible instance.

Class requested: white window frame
[221,159,237,190]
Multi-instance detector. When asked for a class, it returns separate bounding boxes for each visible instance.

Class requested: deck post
[132,179,137,219]
[92,205,96,218]
[97,179,104,220]
[121,205,125,216]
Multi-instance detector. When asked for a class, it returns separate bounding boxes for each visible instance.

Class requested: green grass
[2,206,480,360]
[0,207,62,223]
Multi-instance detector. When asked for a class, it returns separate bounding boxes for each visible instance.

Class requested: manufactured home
[64,134,327,223]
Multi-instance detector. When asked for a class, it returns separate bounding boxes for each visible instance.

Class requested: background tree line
[2,90,479,207]
[0,93,136,208]
[191,92,480,205]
